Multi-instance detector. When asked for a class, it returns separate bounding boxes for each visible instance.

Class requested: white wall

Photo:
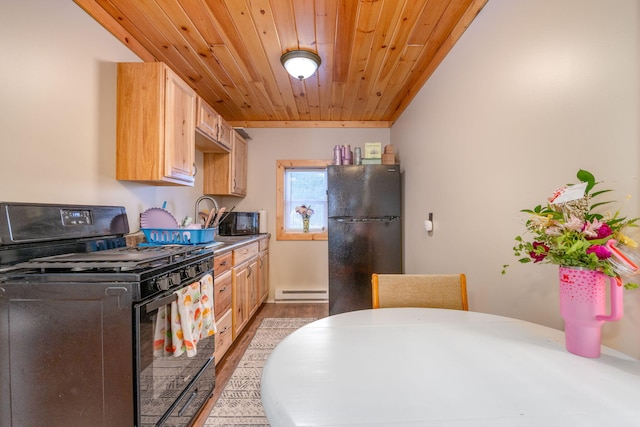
[0,0,210,232]
[232,128,390,300]
[392,0,640,357]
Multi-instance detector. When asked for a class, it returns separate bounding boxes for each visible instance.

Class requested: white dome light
[280,50,321,80]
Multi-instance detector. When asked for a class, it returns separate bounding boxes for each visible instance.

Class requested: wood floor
[193,303,329,426]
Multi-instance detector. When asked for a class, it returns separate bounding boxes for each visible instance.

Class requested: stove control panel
[61,209,93,226]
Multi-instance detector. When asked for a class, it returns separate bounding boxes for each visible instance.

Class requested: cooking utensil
[212,207,226,228]
[205,209,217,228]
[218,205,235,225]
[198,211,208,225]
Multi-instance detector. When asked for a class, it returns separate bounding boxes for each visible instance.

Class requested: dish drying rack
[141,228,216,245]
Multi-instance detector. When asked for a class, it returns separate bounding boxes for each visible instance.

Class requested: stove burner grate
[13,244,207,273]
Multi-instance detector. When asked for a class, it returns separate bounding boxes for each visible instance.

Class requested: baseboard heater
[275,289,328,303]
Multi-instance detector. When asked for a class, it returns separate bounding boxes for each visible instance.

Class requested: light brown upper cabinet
[217,116,233,152]
[203,131,248,197]
[116,62,196,186]
[195,97,231,153]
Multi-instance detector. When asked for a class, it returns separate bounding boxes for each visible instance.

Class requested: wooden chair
[371,274,468,310]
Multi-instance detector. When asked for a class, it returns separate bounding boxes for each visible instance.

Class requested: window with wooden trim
[276,160,332,241]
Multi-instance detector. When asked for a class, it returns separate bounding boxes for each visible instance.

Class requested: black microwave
[218,212,260,236]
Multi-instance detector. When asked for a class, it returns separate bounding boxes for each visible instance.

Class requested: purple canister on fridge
[333,145,342,165]
[342,145,352,165]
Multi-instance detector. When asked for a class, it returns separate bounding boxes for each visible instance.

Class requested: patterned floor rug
[205,317,316,427]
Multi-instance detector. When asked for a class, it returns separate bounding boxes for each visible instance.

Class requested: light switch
[425,212,434,232]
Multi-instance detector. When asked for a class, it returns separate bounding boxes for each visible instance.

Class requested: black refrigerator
[328,164,402,315]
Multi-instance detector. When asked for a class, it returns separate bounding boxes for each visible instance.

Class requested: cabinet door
[195,96,219,142]
[195,97,230,153]
[259,250,269,303]
[233,263,249,339]
[231,132,248,196]
[248,258,260,318]
[217,116,233,151]
[164,67,196,184]
[116,62,195,186]
[203,131,248,196]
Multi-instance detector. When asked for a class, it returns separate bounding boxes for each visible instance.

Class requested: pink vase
[558,266,623,358]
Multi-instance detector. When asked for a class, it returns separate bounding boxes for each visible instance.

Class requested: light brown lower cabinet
[214,237,269,363]
[232,241,259,340]
[232,252,258,339]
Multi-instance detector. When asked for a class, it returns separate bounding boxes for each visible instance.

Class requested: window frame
[276,159,332,241]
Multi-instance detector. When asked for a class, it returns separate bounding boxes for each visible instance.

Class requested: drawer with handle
[214,309,233,365]
[214,252,232,276]
[233,242,259,265]
[214,270,232,315]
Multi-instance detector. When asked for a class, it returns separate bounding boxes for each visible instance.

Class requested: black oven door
[135,280,216,427]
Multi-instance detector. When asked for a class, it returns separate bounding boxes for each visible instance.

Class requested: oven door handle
[145,293,178,314]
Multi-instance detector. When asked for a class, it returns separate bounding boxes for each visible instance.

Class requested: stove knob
[185,266,197,278]
[157,277,170,291]
[170,272,182,285]
[197,260,211,273]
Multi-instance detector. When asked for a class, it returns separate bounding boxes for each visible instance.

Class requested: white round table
[261,308,640,426]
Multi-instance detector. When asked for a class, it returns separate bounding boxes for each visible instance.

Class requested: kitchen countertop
[209,234,269,255]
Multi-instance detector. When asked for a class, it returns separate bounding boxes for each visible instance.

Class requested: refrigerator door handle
[331,216,399,223]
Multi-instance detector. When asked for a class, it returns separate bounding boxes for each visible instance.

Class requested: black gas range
[0,202,217,427]
[7,243,215,301]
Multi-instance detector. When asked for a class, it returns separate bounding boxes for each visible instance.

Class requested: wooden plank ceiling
[75,0,487,128]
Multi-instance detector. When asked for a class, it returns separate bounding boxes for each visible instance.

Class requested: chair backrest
[371,274,468,310]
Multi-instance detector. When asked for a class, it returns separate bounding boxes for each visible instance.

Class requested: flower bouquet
[295,205,314,219]
[508,169,639,289]
[295,205,314,233]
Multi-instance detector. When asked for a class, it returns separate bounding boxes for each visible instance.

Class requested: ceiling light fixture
[280,50,321,80]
